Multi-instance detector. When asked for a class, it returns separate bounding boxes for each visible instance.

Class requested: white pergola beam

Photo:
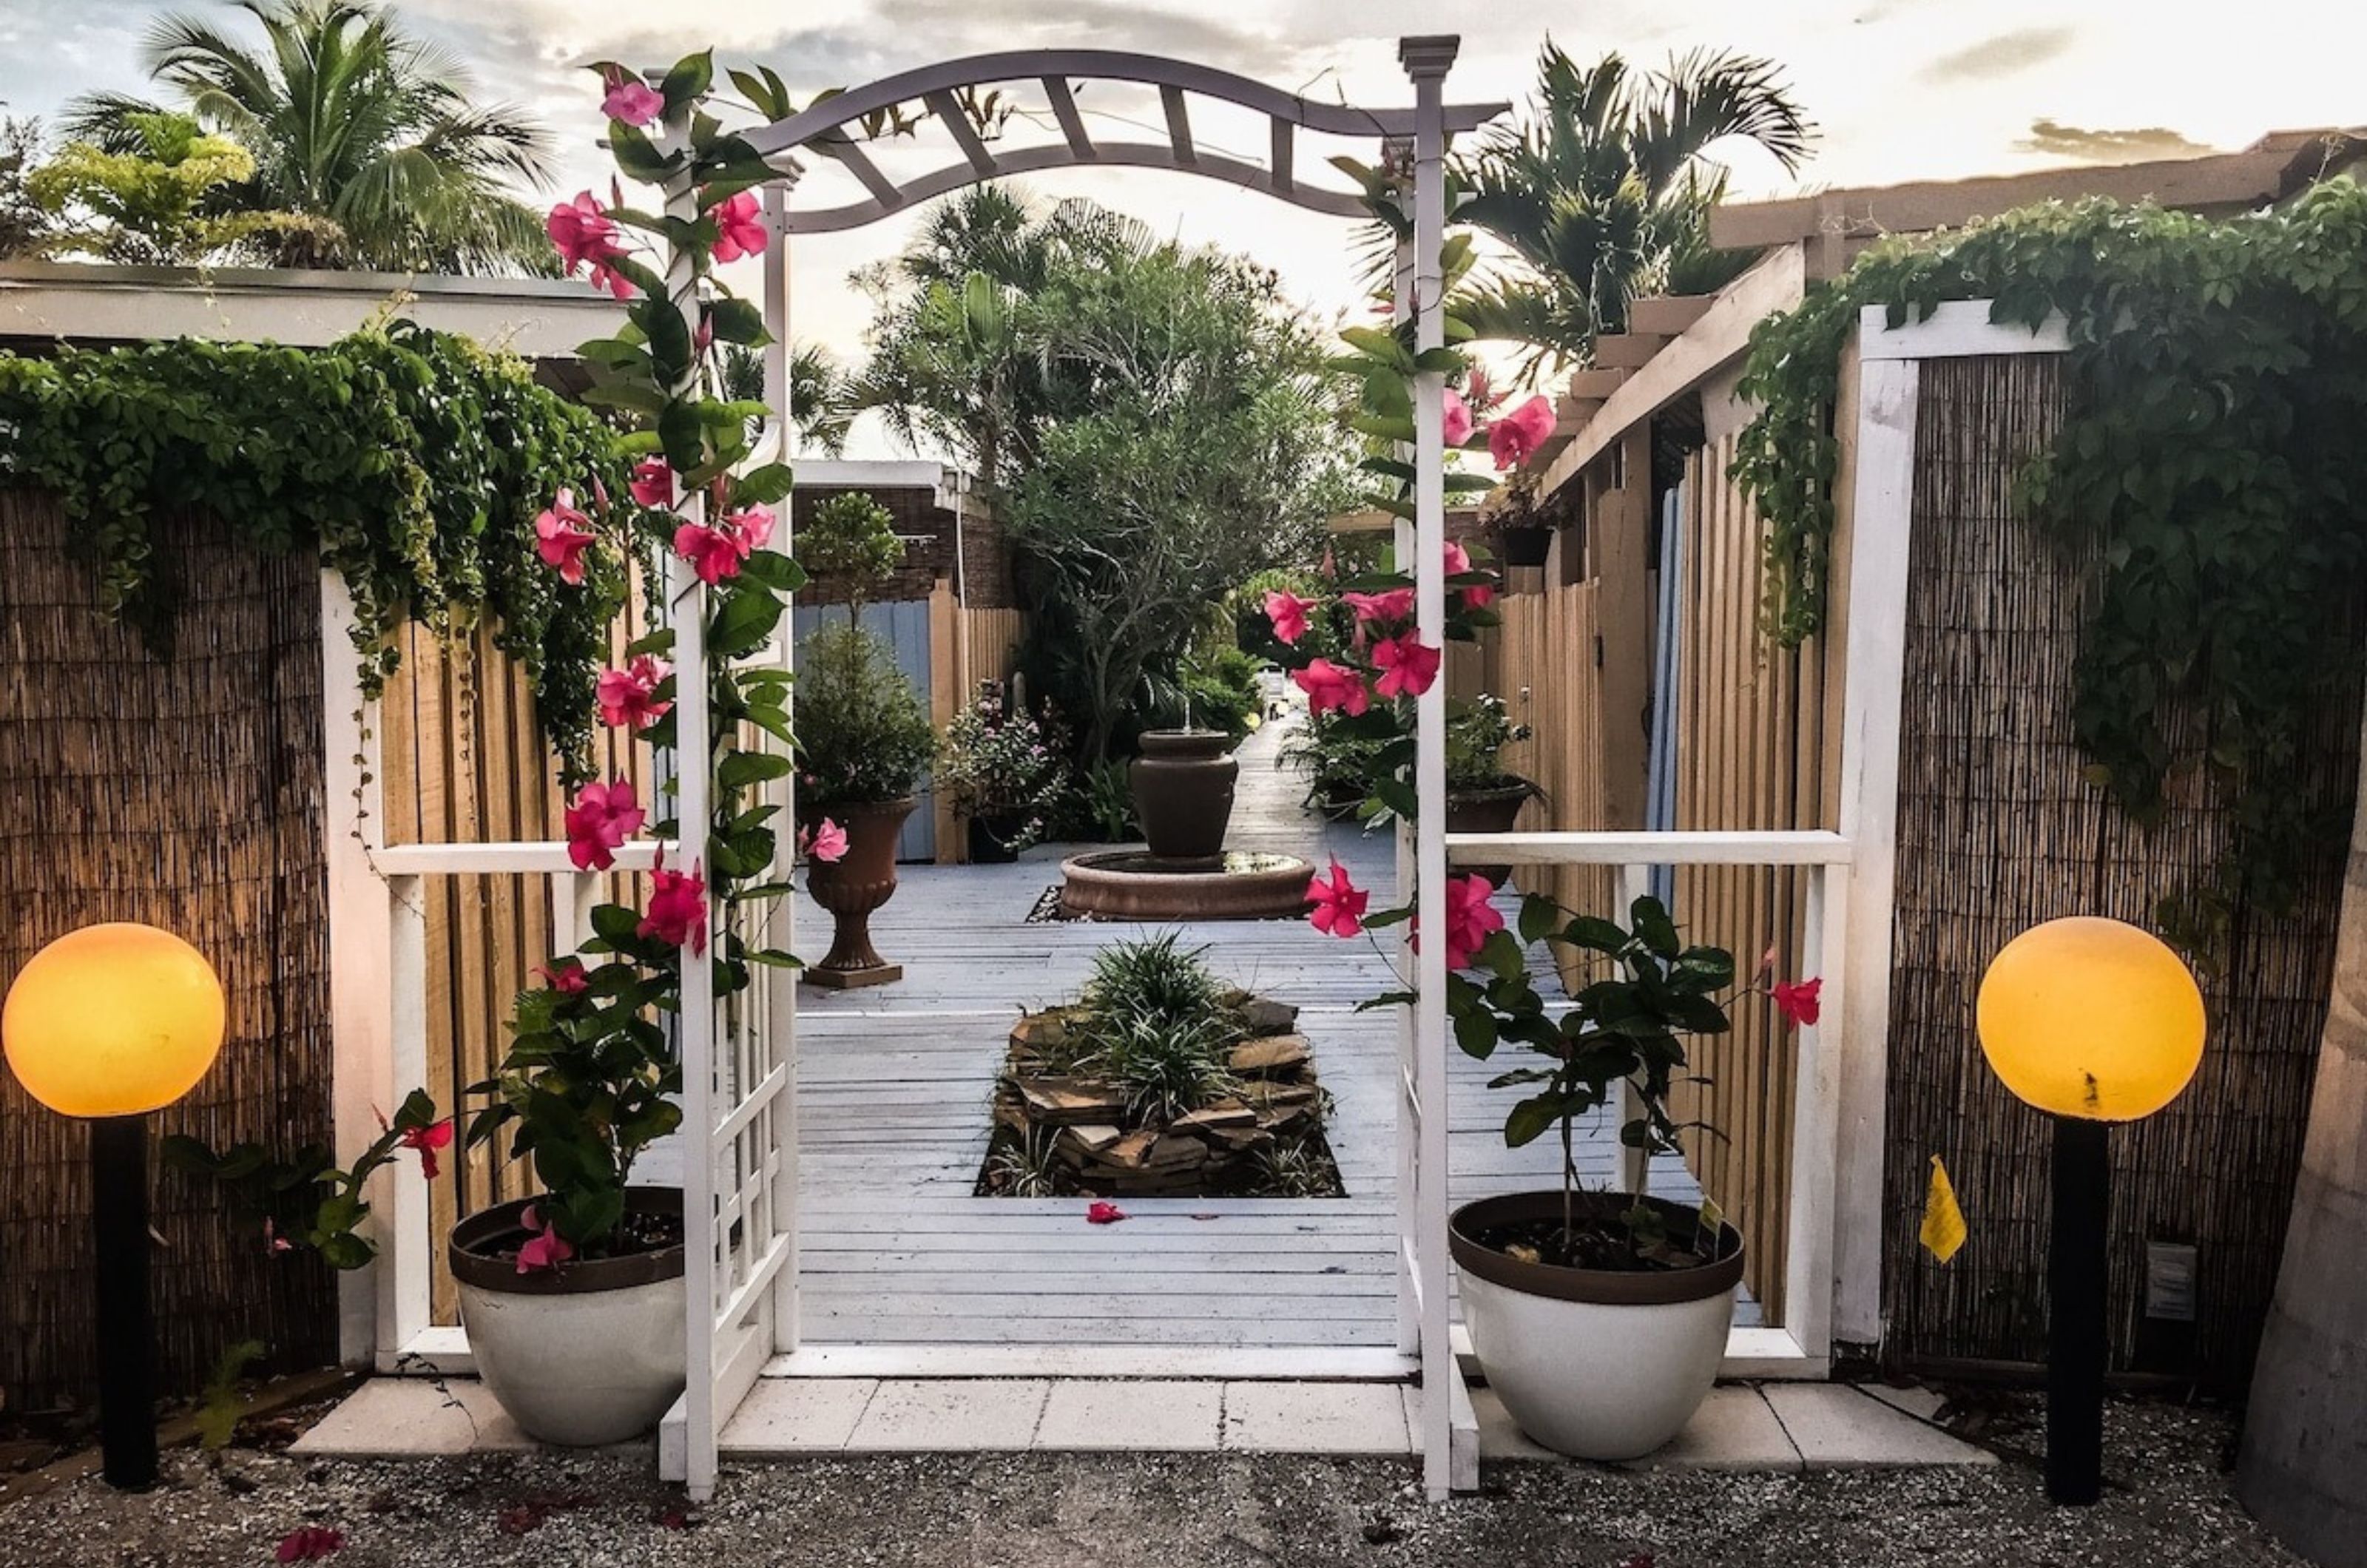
[1160,84,1197,166]
[1271,118,1294,197]
[922,89,999,175]
[817,135,904,211]
[1041,75,1097,159]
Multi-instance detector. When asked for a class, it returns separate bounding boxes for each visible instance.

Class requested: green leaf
[660,50,715,110]
[1504,1094,1562,1149]
[718,750,793,788]
[709,587,784,658]
[706,296,770,348]
[1518,893,1561,946]
[1561,915,1628,954]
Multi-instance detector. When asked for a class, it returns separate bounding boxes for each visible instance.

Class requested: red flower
[1342,587,1416,628]
[1263,589,1319,645]
[672,521,745,585]
[1443,386,1474,447]
[1306,859,1368,939]
[1415,874,1506,971]
[546,191,634,299]
[596,655,672,731]
[399,1119,455,1181]
[1445,539,1496,609]
[601,73,663,129]
[516,1205,574,1274]
[638,848,709,956]
[1772,977,1823,1030]
[562,778,645,872]
[534,489,597,584]
[275,1526,343,1563]
[1293,658,1370,717]
[1371,634,1442,699]
[1488,393,1556,469]
[711,189,767,263]
[1086,1201,1127,1225]
[534,958,590,995]
[629,457,675,510]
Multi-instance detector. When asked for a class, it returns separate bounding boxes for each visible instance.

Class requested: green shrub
[794,622,934,806]
[1446,694,1534,791]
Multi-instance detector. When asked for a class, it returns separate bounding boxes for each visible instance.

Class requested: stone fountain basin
[1058,850,1314,922]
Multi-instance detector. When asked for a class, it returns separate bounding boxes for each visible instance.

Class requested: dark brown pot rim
[1448,1190,1745,1306]
[450,1187,686,1297]
[1448,779,1538,805]
[1137,730,1239,760]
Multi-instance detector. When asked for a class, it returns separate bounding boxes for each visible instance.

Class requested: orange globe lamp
[1976,916,2206,1507]
[3,923,226,1491]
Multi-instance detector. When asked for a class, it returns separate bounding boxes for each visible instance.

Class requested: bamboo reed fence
[1880,354,2349,1385]
[0,490,336,1413]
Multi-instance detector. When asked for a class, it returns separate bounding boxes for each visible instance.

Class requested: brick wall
[793,483,1016,609]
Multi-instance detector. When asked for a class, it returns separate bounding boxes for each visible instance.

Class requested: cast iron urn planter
[804,795,917,988]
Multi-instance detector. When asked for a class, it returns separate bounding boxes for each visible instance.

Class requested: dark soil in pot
[448,1187,684,1294]
[1450,1190,1744,1303]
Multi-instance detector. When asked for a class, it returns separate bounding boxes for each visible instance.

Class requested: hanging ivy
[1731,180,2367,914]
[0,321,629,779]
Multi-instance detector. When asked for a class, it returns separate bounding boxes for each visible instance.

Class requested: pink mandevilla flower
[1443,386,1474,447]
[562,778,646,872]
[1371,633,1442,699]
[1263,588,1320,645]
[399,1119,455,1181]
[534,958,590,995]
[1341,587,1416,627]
[638,848,709,956]
[545,191,634,299]
[628,457,675,509]
[673,520,746,585]
[601,74,664,127]
[1445,539,1497,609]
[1086,1200,1127,1225]
[1416,873,1506,970]
[711,189,767,264]
[515,1205,575,1274]
[534,489,597,584]
[1293,658,1371,717]
[596,654,673,731]
[274,1525,345,1564]
[1772,977,1823,1030]
[726,501,776,553]
[1488,393,1557,469]
[800,819,849,864]
[1306,859,1369,939]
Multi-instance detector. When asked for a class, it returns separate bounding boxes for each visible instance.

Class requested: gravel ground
[0,1396,2297,1567]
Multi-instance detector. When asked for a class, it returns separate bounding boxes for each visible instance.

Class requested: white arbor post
[1402,34,1467,1501]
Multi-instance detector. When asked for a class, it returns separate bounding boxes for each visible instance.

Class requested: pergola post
[1401,32,1463,1502]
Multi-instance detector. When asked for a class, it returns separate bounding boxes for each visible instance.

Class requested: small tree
[799,490,902,625]
[27,111,325,265]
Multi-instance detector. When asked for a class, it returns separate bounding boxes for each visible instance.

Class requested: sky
[3,0,2364,459]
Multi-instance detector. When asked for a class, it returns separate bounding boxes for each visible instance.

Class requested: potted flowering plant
[939,683,1069,862]
[1437,891,1817,1459]
[168,52,850,1448]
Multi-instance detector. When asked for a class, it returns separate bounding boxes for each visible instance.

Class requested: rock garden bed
[976,934,1343,1199]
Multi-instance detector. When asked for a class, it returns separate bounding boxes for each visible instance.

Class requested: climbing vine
[0,322,629,778]
[1732,180,2367,912]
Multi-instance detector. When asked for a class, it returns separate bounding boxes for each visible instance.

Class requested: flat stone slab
[1617,1385,1803,1473]
[1220,1381,1413,1454]
[1035,1380,1224,1452]
[291,1379,538,1457]
[845,1379,1052,1452]
[1763,1382,1996,1468]
[718,1379,879,1453]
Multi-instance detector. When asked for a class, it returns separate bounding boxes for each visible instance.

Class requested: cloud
[1919,26,2077,84]
[2013,118,2214,164]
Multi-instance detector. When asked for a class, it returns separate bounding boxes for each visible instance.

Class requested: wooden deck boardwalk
[779,720,1727,1357]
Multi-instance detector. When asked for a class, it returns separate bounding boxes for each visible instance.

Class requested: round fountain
[1059,729,1314,921]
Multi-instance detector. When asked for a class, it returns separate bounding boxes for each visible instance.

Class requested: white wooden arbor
[324,38,1871,1507]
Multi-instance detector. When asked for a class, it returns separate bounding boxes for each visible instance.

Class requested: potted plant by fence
[1440,890,1817,1460]
[939,682,1069,863]
[169,50,841,1446]
[1445,692,1538,832]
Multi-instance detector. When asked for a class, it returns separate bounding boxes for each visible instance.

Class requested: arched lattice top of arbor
[735,46,1508,231]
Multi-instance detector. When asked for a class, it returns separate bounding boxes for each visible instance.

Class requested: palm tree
[62,0,553,274]
[1457,44,1814,380]
[2238,734,2367,1564]
[719,341,856,458]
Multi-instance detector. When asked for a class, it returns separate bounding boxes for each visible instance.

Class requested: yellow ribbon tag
[1921,1155,1967,1263]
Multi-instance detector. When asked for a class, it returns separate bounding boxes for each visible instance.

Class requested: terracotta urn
[803,796,916,988]
[1130,731,1238,859]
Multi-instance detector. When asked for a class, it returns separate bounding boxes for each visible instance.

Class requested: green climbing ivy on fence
[0,320,628,778]
[1731,178,2367,915]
